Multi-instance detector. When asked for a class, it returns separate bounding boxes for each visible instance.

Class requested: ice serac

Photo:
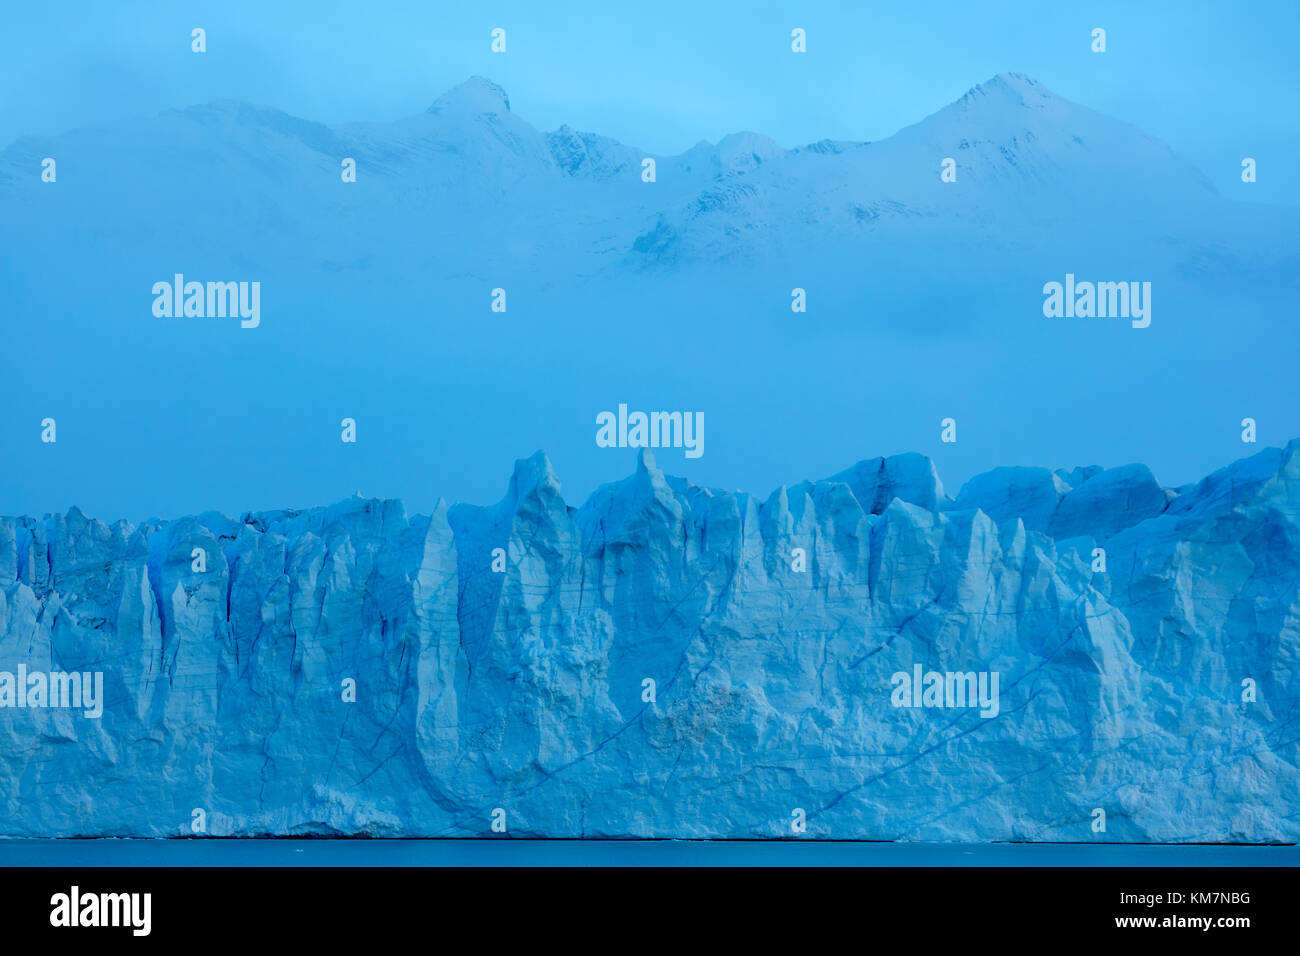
[1,442,1298,841]
[827,452,949,515]
[951,466,1068,533]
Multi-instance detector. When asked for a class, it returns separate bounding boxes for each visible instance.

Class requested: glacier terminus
[1,442,1297,842]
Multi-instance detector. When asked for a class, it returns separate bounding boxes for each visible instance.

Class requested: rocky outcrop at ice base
[1,440,1298,841]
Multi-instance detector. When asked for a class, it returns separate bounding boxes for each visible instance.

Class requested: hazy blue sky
[2,2,1297,522]
[3,1,1297,205]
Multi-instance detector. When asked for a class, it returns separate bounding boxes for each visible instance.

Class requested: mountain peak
[958,72,1055,109]
[428,76,511,115]
[713,131,786,170]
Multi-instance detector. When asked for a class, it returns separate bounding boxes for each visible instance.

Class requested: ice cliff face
[2,441,1297,841]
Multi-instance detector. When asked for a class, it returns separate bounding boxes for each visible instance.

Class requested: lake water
[0,840,1293,867]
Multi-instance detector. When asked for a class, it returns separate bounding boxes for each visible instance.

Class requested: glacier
[1,441,1297,841]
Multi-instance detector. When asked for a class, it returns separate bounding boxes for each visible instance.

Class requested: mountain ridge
[0,71,1235,195]
[1,70,1288,276]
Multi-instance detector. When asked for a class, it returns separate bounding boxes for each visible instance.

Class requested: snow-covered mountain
[2,72,1292,276]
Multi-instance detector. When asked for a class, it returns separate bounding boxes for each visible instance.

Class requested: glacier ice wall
[1,441,1298,841]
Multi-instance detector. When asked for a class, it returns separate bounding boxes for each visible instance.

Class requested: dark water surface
[0,840,1293,867]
